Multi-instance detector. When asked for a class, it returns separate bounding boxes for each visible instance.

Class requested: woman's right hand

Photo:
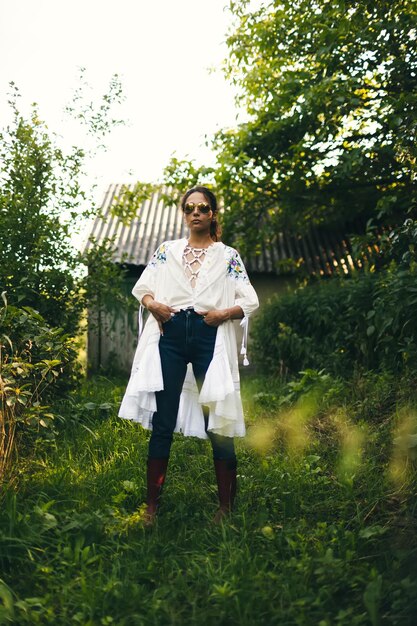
[146,300,177,334]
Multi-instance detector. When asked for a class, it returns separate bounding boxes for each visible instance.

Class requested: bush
[0,80,126,337]
[252,264,417,378]
[0,79,128,481]
[0,299,79,480]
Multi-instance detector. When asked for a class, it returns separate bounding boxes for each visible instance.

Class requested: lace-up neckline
[183,244,211,289]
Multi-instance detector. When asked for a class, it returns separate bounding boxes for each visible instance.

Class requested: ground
[1,374,416,625]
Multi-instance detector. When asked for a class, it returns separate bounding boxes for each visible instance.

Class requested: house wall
[87,271,297,375]
[250,273,297,309]
[87,275,140,375]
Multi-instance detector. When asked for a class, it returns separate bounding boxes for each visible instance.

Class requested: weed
[0,374,416,625]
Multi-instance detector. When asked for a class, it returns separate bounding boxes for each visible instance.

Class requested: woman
[118,186,259,524]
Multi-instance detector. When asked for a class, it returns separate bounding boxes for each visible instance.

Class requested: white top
[118,238,259,439]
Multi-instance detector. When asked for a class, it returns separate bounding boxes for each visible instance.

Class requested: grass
[0,372,416,625]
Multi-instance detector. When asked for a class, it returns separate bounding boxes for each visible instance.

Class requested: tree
[118,1,416,256]
[0,75,128,477]
[212,0,417,252]
[0,77,126,335]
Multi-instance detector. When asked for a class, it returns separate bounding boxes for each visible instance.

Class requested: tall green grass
[1,373,416,625]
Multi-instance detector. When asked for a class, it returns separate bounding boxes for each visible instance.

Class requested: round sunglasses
[183,202,212,214]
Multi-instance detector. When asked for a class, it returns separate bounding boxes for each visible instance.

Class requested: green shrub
[0,300,79,480]
[0,80,129,481]
[252,264,417,377]
[0,81,126,337]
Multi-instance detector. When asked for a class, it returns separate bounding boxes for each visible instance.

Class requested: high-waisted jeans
[148,308,236,461]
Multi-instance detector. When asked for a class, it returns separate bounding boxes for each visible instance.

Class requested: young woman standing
[118,186,259,524]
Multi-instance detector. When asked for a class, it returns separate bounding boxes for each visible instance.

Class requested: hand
[196,309,230,327]
[147,300,178,334]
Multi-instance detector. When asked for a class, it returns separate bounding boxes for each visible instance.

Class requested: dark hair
[181,186,222,242]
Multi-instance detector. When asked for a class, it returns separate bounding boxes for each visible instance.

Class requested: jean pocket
[201,318,217,331]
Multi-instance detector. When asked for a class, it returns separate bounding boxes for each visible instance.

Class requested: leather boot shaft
[213,458,237,512]
[146,457,169,509]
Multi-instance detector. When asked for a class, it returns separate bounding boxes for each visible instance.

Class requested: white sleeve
[228,250,259,317]
[227,249,259,366]
[235,280,259,318]
[131,242,167,304]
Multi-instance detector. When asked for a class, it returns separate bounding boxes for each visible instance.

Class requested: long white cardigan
[118,238,259,438]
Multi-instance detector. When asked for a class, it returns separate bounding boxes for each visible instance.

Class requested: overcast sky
[0,0,243,199]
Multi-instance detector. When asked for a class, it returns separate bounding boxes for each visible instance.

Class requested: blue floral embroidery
[226,248,249,282]
[148,243,168,268]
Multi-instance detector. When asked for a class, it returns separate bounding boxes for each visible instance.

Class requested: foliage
[213,0,417,252]
[109,181,161,225]
[252,262,417,377]
[0,89,82,334]
[79,238,132,315]
[108,157,216,226]
[133,0,417,256]
[0,76,129,479]
[0,297,79,481]
[64,67,125,150]
[385,217,417,268]
[0,374,416,624]
[0,79,126,336]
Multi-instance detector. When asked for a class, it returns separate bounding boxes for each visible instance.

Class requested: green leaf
[363,574,382,626]
[359,525,387,539]
[0,579,15,620]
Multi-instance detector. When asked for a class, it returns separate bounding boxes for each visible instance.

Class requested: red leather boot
[144,457,169,525]
[213,459,237,524]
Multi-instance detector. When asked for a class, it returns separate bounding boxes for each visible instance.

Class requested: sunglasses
[183,202,212,214]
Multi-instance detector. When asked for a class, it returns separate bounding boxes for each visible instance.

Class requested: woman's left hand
[196,309,229,327]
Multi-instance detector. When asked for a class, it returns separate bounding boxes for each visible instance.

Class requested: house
[84,183,361,373]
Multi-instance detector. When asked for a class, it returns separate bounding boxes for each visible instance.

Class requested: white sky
[0,0,243,202]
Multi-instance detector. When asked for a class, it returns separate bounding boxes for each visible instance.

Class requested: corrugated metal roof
[85,183,363,276]
[85,184,186,267]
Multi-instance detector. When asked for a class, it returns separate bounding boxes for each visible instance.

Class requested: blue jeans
[148,308,236,461]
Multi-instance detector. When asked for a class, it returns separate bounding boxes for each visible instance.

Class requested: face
[183,191,213,235]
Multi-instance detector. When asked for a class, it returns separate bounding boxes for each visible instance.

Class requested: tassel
[240,316,250,366]
[240,317,249,366]
[138,304,144,338]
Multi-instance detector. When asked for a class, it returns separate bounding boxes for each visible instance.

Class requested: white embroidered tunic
[118,238,259,439]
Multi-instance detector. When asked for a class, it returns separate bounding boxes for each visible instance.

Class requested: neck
[187,232,213,248]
